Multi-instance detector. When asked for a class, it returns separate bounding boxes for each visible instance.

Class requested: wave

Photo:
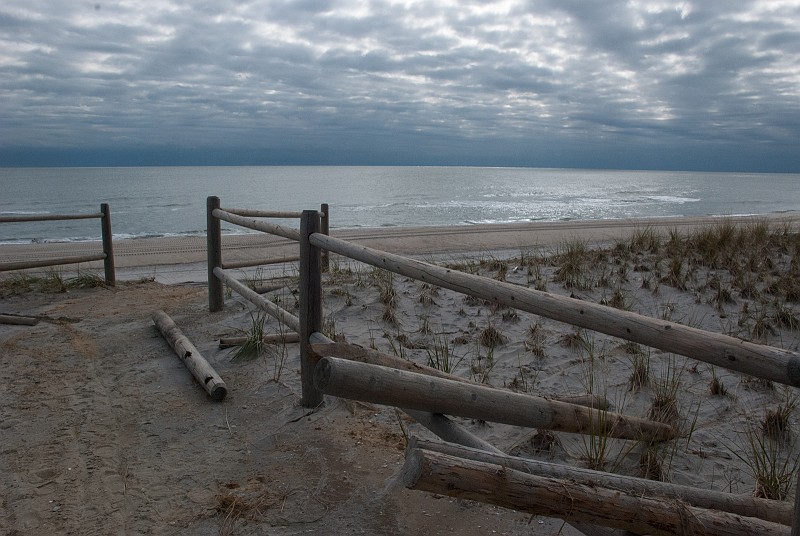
[647,195,701,204]
[0,210,52,216]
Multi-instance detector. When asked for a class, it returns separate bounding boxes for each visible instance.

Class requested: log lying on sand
[411,438,792,526]
[400,448,790,536]
[0,313,39,326]
[220,332,300,348]
[152,310,227,401]
[314,356,676,441]
[311,342,611,410]
[399,420,627,536]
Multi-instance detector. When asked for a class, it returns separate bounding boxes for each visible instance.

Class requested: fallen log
[0,313,39,326]
[219,332,300,348]
[311,342,610,409]
[412,438,792,526]
[401,448,790,536]
[314,356,676,441]
[399,420,626,536]
[152,310,227,401]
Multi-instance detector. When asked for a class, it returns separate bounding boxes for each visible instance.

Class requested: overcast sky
[1,1,799,171]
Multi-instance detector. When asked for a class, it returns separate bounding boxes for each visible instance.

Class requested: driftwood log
[152,310,227,401]
[314,356,676,441]
[219,332,300,348]
[311,342,610,410]
[401,448,790,536]
[398,422,627,536]
[412,438,792,526]
[0,314,39,326]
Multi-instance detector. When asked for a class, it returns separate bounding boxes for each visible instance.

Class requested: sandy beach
[2,215,800,534]
[2,214,796,282]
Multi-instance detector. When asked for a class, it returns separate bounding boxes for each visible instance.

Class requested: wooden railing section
[0,204,115,285]
[207,198,800,535]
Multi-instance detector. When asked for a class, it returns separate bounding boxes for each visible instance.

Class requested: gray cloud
[0,0,798,170]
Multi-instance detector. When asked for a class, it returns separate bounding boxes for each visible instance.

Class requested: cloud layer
[1,0,799,170]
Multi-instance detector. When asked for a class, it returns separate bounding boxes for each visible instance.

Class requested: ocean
[1,166,799,244]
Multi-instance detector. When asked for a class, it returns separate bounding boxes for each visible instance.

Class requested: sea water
[1,166,799,243]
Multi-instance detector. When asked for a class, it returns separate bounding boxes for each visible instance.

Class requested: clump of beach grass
[470,344,497,384]
[479,320,504,348]
[762,390,799,440]
[648,355,684,426]
[231,311,268,361]
[552,239,594,290]
[67,272,107,289]
[425,333,464,374]
[731,422,799,500]
[524,321,547,357]
[625,344,650,392]
[708,366,727,396]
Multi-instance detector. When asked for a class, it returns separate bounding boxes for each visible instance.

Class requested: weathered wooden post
[100,203,115,286]
[299,209,324,407]
[320,203,330,273]
[792,469,800,536]
[207,196,224,312]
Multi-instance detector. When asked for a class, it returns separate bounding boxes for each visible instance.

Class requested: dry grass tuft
[479,322,504,348]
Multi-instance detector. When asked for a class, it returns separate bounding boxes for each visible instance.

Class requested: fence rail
[308,231,800,388]
[0,204,115,285]
[206,197,329,314]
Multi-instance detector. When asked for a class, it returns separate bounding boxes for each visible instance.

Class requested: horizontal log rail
[411,438,792,526]
[314,356,676,441]
[222,208,306,219]
[221,255,301,270]
[0,253,106,272]
[311,341,610,410]
[309,232,800,387]
[213,208,301,241]
[207,198,329,313]
[0,212,103,223]
[219,332,300,348]
[213,266,301,333]
[401,448,789,536]
[1,203,115,285]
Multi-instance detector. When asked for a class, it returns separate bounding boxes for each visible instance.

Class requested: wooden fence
[0,204,115,285]
[205,195,329,317]
[207,201,800,534]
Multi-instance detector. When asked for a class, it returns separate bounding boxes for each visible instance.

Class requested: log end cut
[209,381,228,401]
[313,357,334,391]
[398,448,425,490]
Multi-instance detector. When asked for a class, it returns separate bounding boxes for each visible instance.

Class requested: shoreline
[2,213,798,283]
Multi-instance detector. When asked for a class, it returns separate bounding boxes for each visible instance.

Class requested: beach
[2,215,800,534]
[2,214,796,282]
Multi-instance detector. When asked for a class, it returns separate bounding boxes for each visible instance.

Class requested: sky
[1,1,799,171]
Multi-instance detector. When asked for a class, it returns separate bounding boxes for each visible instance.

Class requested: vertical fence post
[792,469,800,536]
[100,203,116,286]
[207,196,224,312]
[299,209,324,407]
[320,203,330,273]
